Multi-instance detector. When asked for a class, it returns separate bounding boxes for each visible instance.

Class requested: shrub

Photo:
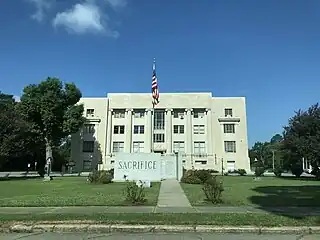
[123,180,146,204]
[88,170,113,184]
[273,166,283,177]
[202,176,224,204]
[209,169,219,173]
[237,169,247,176]
[194,169,212,183]
[107,168,114,178]
[255,167,264,177]
[291,163,303,177]
[180,170,202,184]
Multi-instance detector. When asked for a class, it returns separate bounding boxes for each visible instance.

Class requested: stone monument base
[43,176,53,181]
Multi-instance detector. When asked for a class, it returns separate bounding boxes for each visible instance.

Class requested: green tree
[282,103,320,177]
[0,92,40,170]
[18,78,85,171]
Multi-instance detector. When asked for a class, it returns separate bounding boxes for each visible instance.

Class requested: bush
[273,166,283,177]
[194,170,212,183]
[88,170,113,184]
[123,180,146,204]
[107,168,114,178]
[209,169,219,174]
[237,169,247,176]
[202,176,224,204]
[291,163,303,177]
[181,170,202,184]
[255,167,265,177]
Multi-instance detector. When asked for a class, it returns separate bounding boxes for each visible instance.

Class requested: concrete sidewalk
[1,206,320,216]
[156,179,192,212]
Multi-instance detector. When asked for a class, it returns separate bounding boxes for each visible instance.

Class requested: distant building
[71,92,250,173]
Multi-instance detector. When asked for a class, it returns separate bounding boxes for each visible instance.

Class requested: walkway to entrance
[156,179,192,210]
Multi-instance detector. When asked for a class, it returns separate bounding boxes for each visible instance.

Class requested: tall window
[224,108,233,117]
[113,142,124,152]
[193,125,205,134]
[153,133,165,143]
[194,141,206,154]
[113,125,125,134]
[113,110,125,118]
[86,109,94,117]
[134,110,145,118]
[173,111,184,119]
[224,124,235,133]
[83,141,94,152]
[133,125,144,134]
[173,141,185,153]
[193,110,205,118]
[83,124,95,134]
[133,141,144,152]
[224,141,236,153]
[173,125,184,134]
[154,110,165,130]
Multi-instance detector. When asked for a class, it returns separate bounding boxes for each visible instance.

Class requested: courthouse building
[71,92,251,173]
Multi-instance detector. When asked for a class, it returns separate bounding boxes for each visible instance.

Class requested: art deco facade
[71,92,251,172]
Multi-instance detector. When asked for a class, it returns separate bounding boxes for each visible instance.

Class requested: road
[0,232,319,240]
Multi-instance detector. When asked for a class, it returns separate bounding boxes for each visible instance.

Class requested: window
[173,141,185,153]
[113,125,125,134]
[114,110,125,118]
[134,125,144,134]
[86,109,94,117]
[113,141,124,152]
[224,124,235,133]
[194,141,206,154]
[193,125,205,134]
[173,125,184,134]
[153,133,165,143]
[83,141,94,152]
[224,141,236,153]
[173,111,184,119]
[134,111,145,118]
[133,141,144,152]
[83,124,95,134]
[224,108,233,117]
[154,110,165,129]
[193,111,205,118]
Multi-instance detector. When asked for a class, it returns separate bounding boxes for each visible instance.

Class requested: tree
[282,103,320,177]
[18,78,85,172]
[0,92,40,170]
[249,134,285,170]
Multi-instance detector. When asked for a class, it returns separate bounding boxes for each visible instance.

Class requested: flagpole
[151,58,156,153]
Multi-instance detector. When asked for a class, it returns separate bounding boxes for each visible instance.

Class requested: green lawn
[0,177,161,207]
[181,176,320,207]
[0,213,319,226]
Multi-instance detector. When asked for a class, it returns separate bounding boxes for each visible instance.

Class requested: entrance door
[227,161,236,172]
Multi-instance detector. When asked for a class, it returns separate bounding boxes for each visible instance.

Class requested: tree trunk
[45,138,53,177]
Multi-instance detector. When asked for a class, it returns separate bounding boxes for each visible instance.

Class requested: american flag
[152,59,159,106]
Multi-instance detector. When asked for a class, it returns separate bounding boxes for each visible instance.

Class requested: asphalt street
[0,232,319,240]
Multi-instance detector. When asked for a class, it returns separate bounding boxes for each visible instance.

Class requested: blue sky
[0,0,319,147]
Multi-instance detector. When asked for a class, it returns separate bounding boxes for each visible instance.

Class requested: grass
[0,213,319,226]
[0,177,161,207]
[181,176,320,207]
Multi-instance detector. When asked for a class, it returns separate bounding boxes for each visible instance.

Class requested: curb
[0,223,319,234]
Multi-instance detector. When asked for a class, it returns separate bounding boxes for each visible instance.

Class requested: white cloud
[13,96,21,102]
[27,0,52,22]
[52,0,127,37]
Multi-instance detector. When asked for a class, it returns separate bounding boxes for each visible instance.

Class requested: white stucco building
[71,92,250,173]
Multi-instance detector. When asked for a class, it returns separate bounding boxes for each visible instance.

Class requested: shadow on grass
[0,176,42,181]
[279,175,318,181]
[249,185,320,219]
